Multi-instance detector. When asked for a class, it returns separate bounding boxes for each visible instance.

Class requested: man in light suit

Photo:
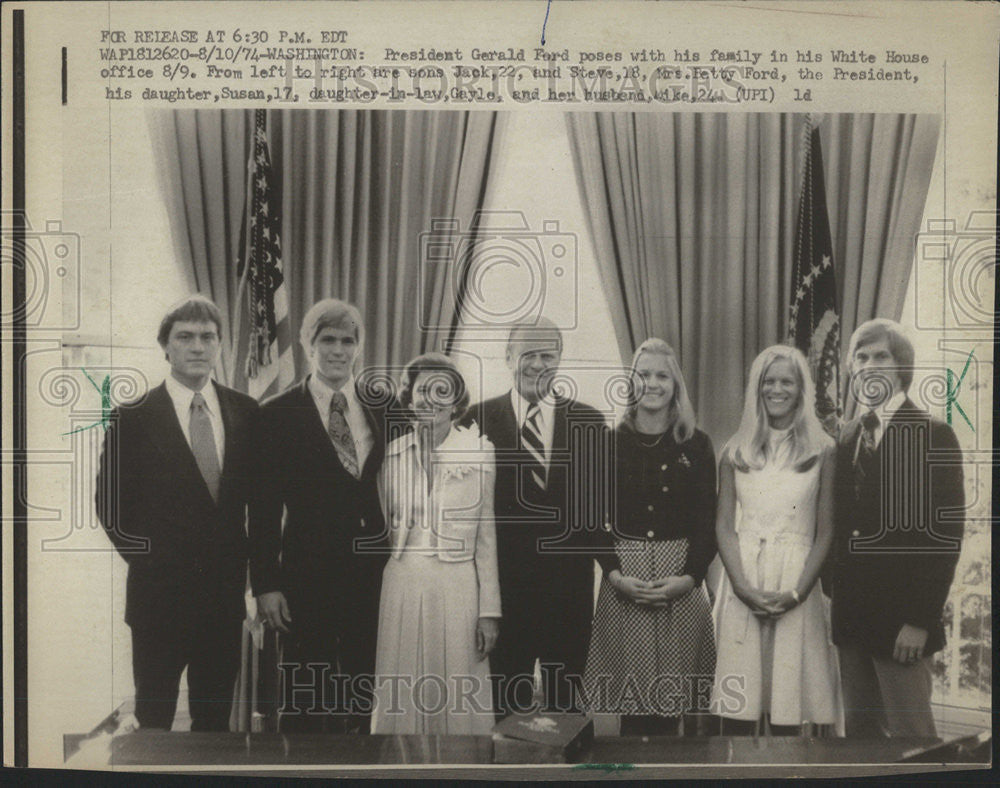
[249,299,388,733]
[831,319,964,738]
[464,318,609,717]
[96,295,258,731]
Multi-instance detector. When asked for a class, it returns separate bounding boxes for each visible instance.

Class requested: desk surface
[86,731,981,777]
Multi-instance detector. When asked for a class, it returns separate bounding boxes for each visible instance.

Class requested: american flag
[788,114,841,434]
[238,109,294,401]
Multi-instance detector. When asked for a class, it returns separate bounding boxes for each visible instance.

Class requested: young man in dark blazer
[96,295,258,731]
[831,318,964,738]
[465,318,609,718]
[249,299,387,733]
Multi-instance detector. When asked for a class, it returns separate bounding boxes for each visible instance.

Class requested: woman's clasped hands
[736,585,799,619]
[610,570,695,607]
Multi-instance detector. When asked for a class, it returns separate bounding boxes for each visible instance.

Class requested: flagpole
[229,113,257,370]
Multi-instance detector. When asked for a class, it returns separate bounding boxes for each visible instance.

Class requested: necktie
[853,409,880,498]
[521,402,547,492]
[329,390,360,478]
[190,392,221,503]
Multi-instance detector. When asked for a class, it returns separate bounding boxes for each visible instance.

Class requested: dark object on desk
[492,712,594,763]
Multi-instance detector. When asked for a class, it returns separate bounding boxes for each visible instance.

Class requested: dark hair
[847,318,915,391]
[157,295,223,347]
[398,352,470,420]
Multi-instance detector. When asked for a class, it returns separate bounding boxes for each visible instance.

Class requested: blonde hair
[623,338,697,444]
[299,299,364,357]
[724,344,832,472]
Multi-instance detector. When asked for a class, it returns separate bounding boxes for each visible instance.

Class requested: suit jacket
[831,398,964,657]
[463,392,609,633]
[248,377,388,628]
[380,424,501,618]
[95,380,259,628]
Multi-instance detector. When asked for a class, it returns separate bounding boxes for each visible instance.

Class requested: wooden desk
[70,732,986,778]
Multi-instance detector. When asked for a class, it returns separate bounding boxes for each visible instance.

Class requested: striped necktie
[521,402,547,492]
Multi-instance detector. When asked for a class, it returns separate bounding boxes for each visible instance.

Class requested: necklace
[635,430,667,448]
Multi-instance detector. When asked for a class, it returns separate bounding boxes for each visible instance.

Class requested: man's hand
[257,591,292,633]
[893,623,928,664]
[476,617,499,661]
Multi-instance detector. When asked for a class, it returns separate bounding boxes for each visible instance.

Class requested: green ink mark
[62,368,113,435]
[946,351,974,432]
[573,763,637,773]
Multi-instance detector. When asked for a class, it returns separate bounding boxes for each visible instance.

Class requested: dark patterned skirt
[583,538,716,717]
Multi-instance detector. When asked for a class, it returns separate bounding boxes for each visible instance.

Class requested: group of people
[96,294,964,743]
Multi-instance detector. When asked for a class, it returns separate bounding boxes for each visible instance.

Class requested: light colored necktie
[329,390,360,478]
[190,392,221,502]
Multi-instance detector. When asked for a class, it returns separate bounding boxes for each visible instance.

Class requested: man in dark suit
[831,318,964,738]
[465,318,609,717]
[249,299,387,733]
[96,295,258,731]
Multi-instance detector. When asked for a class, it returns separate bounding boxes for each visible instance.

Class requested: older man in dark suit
[464,318,609,718]
[96,295,258,731]
[249,299,388,733]
[831,318,964,738]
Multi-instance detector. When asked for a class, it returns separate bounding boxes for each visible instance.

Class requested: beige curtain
[271,110,505,373]
[566,112,939,447]
[151,110,253,386]
[820,114,941,346]
[567,113,799,446]
[149,107,504,732]
[151,108,505,385]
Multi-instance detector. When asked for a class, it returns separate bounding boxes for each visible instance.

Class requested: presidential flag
[238,109,294,401]
[788,115,841,433]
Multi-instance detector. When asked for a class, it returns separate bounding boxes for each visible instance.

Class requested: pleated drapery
[566,112,939,446]
[149,108,503,733]
[151,108,505,387]
[272,110,504,373]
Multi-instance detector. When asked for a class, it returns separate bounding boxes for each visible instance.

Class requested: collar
[164,374,219,416]
[510,387,555,427]
[308,373,358,411]
[873,390,907,426]
[386,422,462,457]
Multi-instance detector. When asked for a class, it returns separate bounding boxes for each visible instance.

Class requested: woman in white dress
[712,345,840,734]
[371,353,500,735]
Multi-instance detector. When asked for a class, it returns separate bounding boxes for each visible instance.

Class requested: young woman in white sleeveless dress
[712,345,841,733]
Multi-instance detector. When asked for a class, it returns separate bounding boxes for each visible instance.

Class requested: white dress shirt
[510,387,555,467]
[308,374,374,470]
[867,390,907,447]
[164,374,225,467]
